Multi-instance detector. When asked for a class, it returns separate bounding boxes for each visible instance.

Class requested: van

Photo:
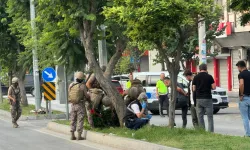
[133,72,229,114]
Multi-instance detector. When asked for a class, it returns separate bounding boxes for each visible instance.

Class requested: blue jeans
[125,118,149,130]
[239,96,250,136]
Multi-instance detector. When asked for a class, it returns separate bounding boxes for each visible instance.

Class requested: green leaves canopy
[230,0,250,26]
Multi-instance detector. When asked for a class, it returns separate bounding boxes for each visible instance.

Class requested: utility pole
[98,25,107,67]
[30,0,41,110]
[198,19,207,65]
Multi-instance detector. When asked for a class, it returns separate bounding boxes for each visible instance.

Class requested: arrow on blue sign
[42,67,56,82]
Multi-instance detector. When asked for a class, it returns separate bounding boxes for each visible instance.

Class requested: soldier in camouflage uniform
[8,77,22,128]
[69,72,90,140]
[86,66,106,111]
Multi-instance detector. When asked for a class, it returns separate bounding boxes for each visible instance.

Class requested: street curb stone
[0,109,66,120]
[47,122,181,150]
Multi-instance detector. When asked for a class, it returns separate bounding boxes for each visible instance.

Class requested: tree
[6,0,127,125]
[105,0,221,127]
[230,0,250,25]
[0,0,29,106]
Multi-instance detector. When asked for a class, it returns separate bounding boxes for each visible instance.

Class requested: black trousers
[176,99,188,128]
[159,94,169,115]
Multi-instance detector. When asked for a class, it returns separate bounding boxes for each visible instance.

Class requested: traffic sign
[42,82,56,100]
[42,67,56,82]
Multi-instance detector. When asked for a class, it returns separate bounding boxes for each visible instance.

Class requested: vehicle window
[112,77,120,81]
[148,75,159,87]
[121,76,129,80]
[135,75,147,86]
[112,81,121,87]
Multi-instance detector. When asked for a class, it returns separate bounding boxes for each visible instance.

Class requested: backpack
[68,83,84,104]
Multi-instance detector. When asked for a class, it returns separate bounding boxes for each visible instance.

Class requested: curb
[47,122,180,150]
[0,109,66,120]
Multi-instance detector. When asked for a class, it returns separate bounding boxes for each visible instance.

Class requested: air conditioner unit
[238,48,247,60]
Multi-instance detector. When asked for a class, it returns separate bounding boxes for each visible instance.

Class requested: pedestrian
[183,70,199,128]
[124,87,152,130]
[236,60,250,137]
[68,72,90,140]
[156,73,169,117]
[126,74,133,89]
[192,64,216,132]
[8,77,22,128]
[164,77,188,128]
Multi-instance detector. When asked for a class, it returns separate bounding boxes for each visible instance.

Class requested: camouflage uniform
[8,85,22,124]
[69,83,88,133]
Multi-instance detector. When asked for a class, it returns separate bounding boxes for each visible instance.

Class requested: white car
[133,72,229,114]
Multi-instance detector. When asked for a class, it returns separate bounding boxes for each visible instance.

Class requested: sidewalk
[26,94,69,113]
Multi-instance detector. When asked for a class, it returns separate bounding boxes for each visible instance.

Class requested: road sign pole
[64,65,69,120]
[49,100,52,119]
[30,0,41,110]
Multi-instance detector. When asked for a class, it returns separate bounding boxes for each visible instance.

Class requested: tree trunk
[79,6,125,126]
[8,71,12,86]
[17,69,28,106]
[161,60,165,71]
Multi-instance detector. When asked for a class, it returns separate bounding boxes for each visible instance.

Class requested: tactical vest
[123,100,142,122]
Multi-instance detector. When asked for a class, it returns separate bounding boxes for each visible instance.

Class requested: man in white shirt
[183,70,199,128]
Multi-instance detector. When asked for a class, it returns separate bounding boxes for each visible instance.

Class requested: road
[25,95,245,136]
[0,116,119,150]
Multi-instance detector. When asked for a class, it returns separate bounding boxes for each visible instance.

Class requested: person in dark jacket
[164,77,188,128]
[124,87,152,130]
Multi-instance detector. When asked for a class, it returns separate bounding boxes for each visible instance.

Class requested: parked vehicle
[112,80,124,95]
[112,75,129,91]
[133,72,229,114]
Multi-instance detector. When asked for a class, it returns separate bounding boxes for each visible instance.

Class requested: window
[112,77,120,81]
[148,75,159,87]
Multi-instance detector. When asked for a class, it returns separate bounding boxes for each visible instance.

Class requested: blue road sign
[42,67,56,82]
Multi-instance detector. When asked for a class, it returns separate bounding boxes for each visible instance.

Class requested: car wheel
[31,88,35,97]
[150,110,160,115]
[213,108,220,114]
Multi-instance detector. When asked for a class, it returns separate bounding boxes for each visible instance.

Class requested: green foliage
[114,56,132,74]
[230,0,250,26]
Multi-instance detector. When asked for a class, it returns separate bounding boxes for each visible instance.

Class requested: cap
[12,77,19,84]
[138,92,147,100]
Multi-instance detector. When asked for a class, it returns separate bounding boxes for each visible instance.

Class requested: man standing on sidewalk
[156,73,169,117]
[236,60,250,137]
[183,70,199,128]
[192,64,216,132]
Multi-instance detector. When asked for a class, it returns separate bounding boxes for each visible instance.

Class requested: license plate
[221,97,228,102]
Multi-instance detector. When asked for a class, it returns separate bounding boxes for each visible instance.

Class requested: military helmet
[12,77,19,84]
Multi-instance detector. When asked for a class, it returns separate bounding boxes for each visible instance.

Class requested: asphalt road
[0,116,119,150]
[24,95,245,137]
[151,106,244,136]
